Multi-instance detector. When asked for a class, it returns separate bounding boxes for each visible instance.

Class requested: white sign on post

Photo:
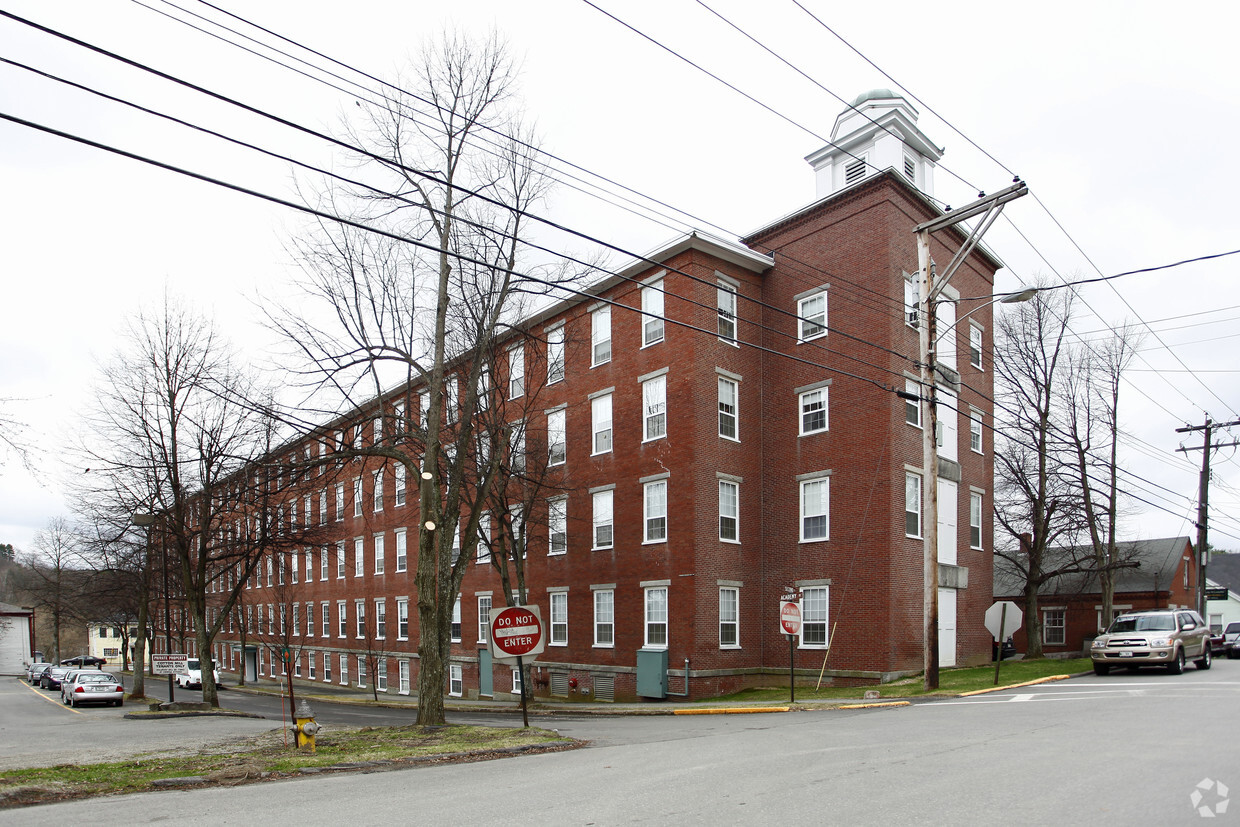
[985,601,1023,641]
[152,654,188,675]
[489,605,546,664]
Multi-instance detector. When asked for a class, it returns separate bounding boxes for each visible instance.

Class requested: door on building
[939,587,957,668]
[243,647,258,683]
[478,648,493,697]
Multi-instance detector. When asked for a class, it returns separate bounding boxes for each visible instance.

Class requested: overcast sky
[3,0,1240,554]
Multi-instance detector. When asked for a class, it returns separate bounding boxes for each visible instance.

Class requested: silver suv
[1091,609,1211,675]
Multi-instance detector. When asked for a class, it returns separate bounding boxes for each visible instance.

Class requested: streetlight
[914,285,1035,690]
[132,511,174,703]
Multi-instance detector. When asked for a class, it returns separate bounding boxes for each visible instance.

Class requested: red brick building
[996,537,1199,656]
[187,91,1003,701]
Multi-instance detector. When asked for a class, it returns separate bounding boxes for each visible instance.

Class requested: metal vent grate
[550,672,569,697]
[593,674,614,702]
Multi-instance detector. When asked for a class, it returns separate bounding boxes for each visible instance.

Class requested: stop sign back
[489,605,545,661]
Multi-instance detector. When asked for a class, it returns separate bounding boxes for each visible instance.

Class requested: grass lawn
[0,724,574,809]
[711,657,1092,703]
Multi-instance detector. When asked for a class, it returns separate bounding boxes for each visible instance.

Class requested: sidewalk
[214,674,820,716]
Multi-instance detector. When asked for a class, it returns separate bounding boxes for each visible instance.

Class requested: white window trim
[796,287,828,342]
[798,472,830,543]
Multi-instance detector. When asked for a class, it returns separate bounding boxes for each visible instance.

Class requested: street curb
[673,706,790,715]
[835,700,911,709]
[957,674,1071,696]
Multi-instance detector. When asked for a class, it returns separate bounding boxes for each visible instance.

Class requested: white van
[175,658,221,689]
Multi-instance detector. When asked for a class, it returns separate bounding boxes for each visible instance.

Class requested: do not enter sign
[489,605,546,662]
[779,600,802,635]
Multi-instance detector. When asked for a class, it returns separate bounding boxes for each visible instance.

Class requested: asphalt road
[5,665,1240,824]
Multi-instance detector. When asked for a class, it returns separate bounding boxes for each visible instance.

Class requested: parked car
[1091,609,1212,675]
[40,666,72,690]
[60,654,107,669]
[1223,621,1240,659]
[27,662,52,684]
[175,658,221,690]
[60,671,124,708]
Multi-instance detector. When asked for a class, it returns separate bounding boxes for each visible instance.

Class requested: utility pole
[1176,418,1240,618]
[913,181,1027,690]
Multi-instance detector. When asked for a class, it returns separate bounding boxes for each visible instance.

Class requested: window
[449,664,463,697]
[477,514,491,563]
[451,597,462,642]
[377,660,388,692]
[321,603,330,638]
[335,483,345,521]
[397,598,409,639]
[645,587,668,648]
[354,537,364,577]
[373,470,383,512]
[374,533,385,574]
[394,464,406,507]
[357,657,367,689]
[548,497,567,555]
[547,408,566,466]
[718,376,738,440]
[905,473,922,538]
[419,389,430,428]
[445,376,458,424]
[508,345,525,399]
[373,416,382,445]
[594,589,614,647]
[512,666,523,694]
[802,587,828,646]
[319,490,327,525]
[970,411,984,454]
[800,387,828,435]
[592,489,614,549]
[308,652,316,679]
[717,281,737,343]
[970,491,983,549]
[798,291,827,341]
[304,494,312,528]
[905,379,921,427]
[800,477,829,541]
[337,601,347,638]
[969,324,983,370]
[644,479,668,543]
[339,654,348,685]
[642,278,665,346]
[592,393,613,454]
[719,587,739,647]
[642,374,667,441]
[478,595,491,642]
[398,660,410,694]
[719,480,739,542]
[306,602,314,636]
[1043,609,1066,645]
[266,556,273,587]
[291,550,299,584]
[395,528,407,572]
[324,652,332,682]
[292,602,300,635]
[353,477,362,517]
[509,420,526,472]
[905,278,919,328]
[550,592,568,645]
[355,600,366,638]
[335,540,345,578]
[477,365,490,411]
[375,599,386,639]
[547,324,565,383]
[592,306,611,366]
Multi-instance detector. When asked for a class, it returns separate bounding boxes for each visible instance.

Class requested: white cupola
[805,89,942,199]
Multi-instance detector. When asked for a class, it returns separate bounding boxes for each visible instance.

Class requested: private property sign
[151,654,187,675]
[489,605,545,662]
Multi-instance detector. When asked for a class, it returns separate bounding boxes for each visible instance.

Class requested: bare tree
[70,297,325,707]
[270,32,581,725]
[0,396,35,473]
[993,285,1092,657]
[1063,323,1144,629]
[21,517,92,662]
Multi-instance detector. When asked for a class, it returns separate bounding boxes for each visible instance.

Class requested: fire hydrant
[293,699,320,752]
